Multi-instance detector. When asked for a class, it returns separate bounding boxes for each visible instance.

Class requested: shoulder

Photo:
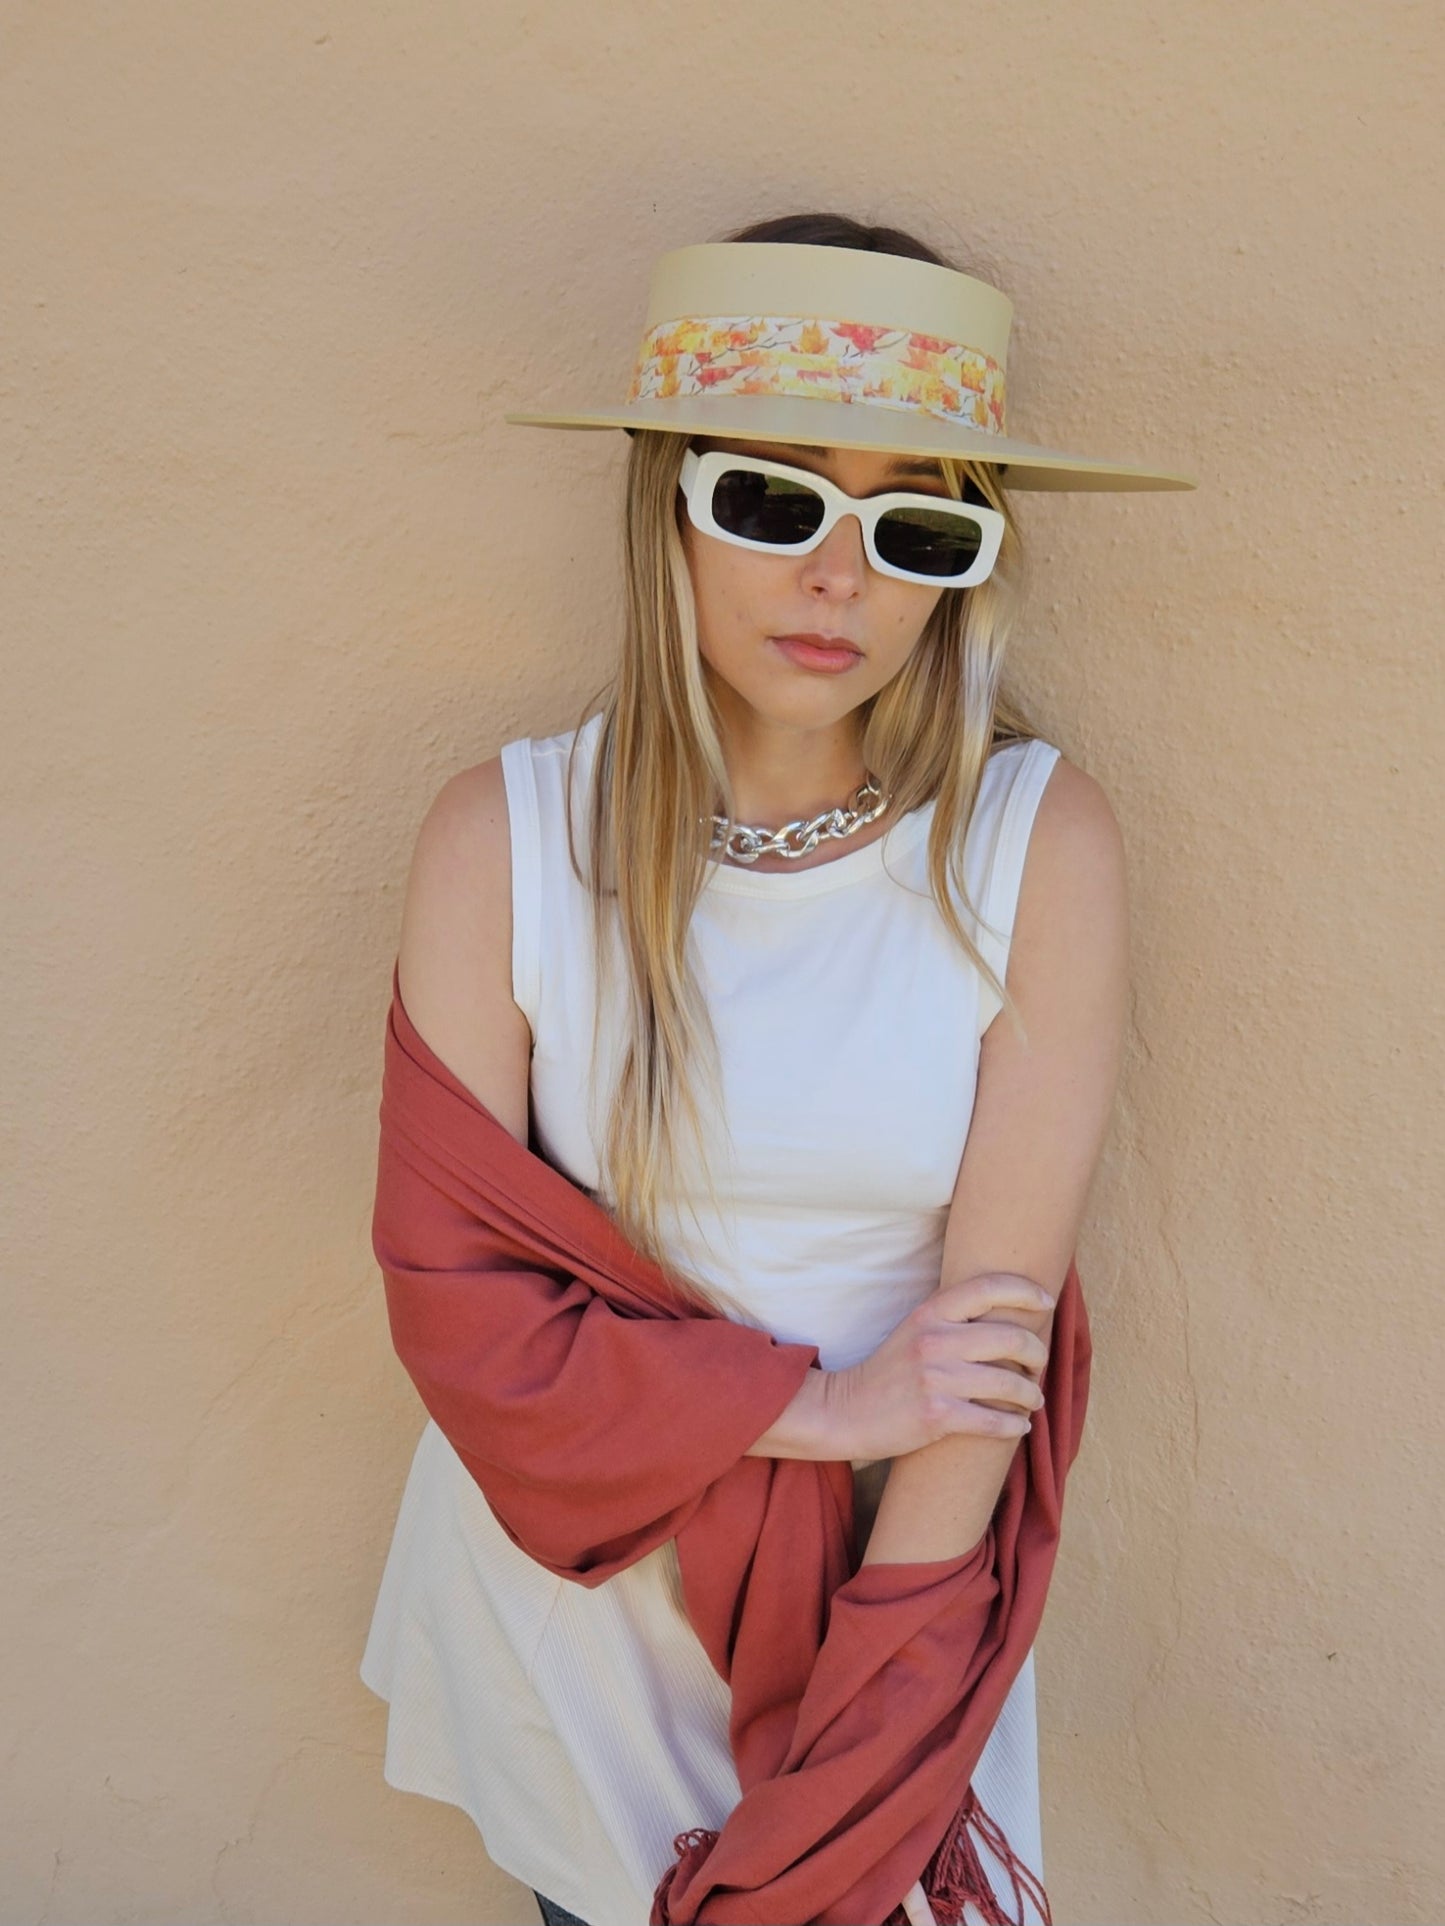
[1029,750,1127,885]
[994,749,1129,1039]
[395,753,532,1136]
[405,755,513,927]
[976,740,1127,917]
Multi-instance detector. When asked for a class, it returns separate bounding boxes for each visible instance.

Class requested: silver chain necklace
[706,774,892,865]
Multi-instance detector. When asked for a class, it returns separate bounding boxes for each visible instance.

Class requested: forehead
[708,436,945,480]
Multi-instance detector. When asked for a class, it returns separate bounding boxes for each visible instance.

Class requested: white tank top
[361,710,1062,1926]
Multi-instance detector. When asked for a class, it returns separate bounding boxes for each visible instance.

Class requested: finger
[949,1319,1051,1376]
[940,1272,1056,1321]
[958,1402,1033,1438]
[966,1364,1046,1410]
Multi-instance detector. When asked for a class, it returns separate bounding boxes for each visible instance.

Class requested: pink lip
[771,634,863,673]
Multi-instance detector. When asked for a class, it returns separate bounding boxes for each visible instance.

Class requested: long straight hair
[556,212,1046,1313]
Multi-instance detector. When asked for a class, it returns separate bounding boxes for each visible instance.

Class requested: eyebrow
[740,443,947,484]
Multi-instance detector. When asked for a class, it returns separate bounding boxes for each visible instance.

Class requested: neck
[711,700,869,828]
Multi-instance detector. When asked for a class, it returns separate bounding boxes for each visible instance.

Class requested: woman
[360,211,1195,1926]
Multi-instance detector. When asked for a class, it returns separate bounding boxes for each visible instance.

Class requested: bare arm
[402,758,836,1463]
[860,757,1129,1566]
[392,757,827,1461]
[381,762,826,1571]
[393,756,534,1142]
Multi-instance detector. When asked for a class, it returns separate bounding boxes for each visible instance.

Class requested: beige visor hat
[504,240,1197,493]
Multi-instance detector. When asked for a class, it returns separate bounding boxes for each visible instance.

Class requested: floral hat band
[505,241,1198,494]
[626,313,1008,438]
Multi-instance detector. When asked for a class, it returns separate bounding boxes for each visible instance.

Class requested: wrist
[743,1365,847,1461]
[810,1365,852,1459]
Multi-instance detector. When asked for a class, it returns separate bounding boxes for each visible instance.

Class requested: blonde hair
[550,422,1044,1315]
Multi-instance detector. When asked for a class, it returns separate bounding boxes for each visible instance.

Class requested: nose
[800,509,869,588]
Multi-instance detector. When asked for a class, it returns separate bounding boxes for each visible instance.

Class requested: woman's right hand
[822,1272,1055,1462]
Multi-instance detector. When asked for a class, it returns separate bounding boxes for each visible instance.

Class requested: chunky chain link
[706,776,892,865]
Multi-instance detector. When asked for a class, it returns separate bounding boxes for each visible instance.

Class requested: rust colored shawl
[372,962,1092,1926]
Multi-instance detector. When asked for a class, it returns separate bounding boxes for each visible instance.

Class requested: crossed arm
[860,756,1130,1566]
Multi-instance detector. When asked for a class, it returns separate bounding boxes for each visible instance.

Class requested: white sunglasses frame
[678,445,1005,588]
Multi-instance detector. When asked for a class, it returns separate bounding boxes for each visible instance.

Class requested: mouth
[770,633,864,672]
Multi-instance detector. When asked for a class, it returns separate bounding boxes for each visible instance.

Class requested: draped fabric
[372,962,1091,1926]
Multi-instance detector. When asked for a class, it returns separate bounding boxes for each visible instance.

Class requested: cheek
[688,542,772,636]
[884,583,947,648]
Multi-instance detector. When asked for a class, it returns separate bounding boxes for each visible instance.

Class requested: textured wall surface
[4,3,1441,1922]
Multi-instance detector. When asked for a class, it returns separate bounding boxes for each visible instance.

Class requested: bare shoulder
[991,747,1129,1056]
[1024,752,1129,923]
[395,754,532,1143]
[404,756,513,923]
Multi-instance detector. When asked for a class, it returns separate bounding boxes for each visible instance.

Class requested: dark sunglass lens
[711,468,826,546]
[875,504,984,578]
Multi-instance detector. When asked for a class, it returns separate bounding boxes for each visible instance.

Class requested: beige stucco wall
[4,4,1441,1922]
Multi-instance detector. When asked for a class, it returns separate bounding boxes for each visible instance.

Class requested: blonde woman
[360,210,1195,1926]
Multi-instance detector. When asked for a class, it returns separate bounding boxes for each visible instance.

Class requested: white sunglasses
[678,445,1004,588]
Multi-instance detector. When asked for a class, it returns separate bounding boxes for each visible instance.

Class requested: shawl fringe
[653,1783,1052,1926]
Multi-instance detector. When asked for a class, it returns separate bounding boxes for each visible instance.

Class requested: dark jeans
[531,1892,592,1926]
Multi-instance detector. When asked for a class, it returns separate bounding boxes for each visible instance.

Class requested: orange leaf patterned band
[626,314,1008,435]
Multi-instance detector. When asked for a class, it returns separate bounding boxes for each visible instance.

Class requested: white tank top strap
[499,735,544,1036]
[968,738,1064,1036]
